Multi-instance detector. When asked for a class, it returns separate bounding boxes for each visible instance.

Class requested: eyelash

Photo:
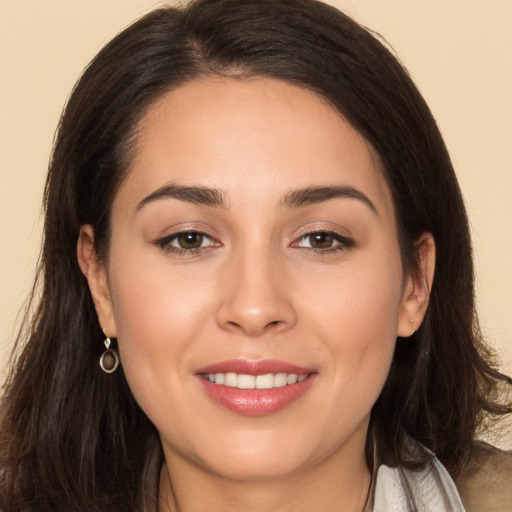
[292,231,354,255]
[154,230,218,257]
[154,229,354,257]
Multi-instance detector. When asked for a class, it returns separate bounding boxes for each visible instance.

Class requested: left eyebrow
[281,186,378,215]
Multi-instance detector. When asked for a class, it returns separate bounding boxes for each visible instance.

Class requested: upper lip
[196,359,315,376]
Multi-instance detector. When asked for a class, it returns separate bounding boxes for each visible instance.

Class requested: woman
[1,0,510,510]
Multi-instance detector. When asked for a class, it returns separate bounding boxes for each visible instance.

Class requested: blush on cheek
[318,278,399,400]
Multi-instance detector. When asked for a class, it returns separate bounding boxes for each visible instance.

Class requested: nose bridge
[217,237,296,336]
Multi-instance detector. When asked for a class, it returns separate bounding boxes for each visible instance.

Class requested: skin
[78,77,435,512]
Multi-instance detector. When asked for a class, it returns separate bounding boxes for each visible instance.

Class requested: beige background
[1,0,511,390]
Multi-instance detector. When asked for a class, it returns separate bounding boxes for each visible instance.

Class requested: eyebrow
[282,186,378,214]
[136,184,226,211]
[135,183,377,215]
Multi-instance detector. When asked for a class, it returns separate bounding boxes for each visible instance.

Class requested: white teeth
[255,373,274,389]
[286,374,298,385]
[237,374,256,389]
[273,373,288,388]
[224,372,237,387]
[204,372,309,389]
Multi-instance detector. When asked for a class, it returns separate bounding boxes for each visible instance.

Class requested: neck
[158,436,371,512]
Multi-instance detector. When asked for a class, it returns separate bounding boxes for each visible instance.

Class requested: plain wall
[1,1,511,391]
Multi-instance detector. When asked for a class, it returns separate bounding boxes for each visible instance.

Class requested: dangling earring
[409,318,415,335]
[99,329,119,374]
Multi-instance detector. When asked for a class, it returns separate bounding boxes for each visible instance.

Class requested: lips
[196,359,317,416]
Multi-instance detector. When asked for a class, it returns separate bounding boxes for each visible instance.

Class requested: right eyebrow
[135,184,227,212]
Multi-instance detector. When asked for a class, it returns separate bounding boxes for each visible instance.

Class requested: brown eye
[294,231,353,252]
[308,233,334,249]
[176,232,205,249]
[155,230,219,255]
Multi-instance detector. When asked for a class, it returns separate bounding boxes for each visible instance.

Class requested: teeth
[273,373,287,388]
[287,374,298,385]
[224,373,237,387]
[255,374,274,389]
[204,372,309,389]
[237,374,256,389]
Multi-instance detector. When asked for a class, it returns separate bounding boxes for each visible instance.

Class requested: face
[82,77,425,482]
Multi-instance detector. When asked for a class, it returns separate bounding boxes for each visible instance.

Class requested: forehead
[118,77,393,215]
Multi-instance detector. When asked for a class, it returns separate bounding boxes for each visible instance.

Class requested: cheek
[307,253,403,343]
[111,270,198,349]
[306,254,403,406]
[106,250,216,402]
[109,239,216,337]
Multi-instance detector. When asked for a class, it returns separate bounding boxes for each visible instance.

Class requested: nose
[216,249,297,337]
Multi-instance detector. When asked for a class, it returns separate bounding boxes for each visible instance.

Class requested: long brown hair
[1,0,510,510]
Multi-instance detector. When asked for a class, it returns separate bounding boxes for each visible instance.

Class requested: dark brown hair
[1,0,510,510]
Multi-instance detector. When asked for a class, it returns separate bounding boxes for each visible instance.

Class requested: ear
[77,225,117,337]
[397,232,436,337]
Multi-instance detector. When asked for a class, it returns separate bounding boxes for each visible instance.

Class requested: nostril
[217,298,297,336]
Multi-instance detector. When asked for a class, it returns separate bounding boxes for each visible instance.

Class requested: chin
[204,452,310,482]
[173,426,316,482]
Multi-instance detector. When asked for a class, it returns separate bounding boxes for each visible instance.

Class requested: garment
[364,456,466,511]
[456,443,512,512]
[364,443,512,512]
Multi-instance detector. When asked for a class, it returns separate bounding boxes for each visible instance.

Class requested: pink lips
[196,359,317,416]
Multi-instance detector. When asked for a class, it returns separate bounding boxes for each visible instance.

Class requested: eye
[299,232,335,249]
[173,232,210,250]
[294,231,354,252]
[155,230,219,254]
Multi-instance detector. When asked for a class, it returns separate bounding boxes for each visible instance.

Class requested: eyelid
[289,226,355,252]
[291,223,352,240]
[296,232,353,245]
[153,227,222,256]
[151,221,220,243]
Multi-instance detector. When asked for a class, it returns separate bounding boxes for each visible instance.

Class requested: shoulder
[457,442,512,512]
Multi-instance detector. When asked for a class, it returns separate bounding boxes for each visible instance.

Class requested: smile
[202,372,309,389]
[196,360,317,415]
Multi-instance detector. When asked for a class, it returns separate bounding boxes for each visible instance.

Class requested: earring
[409,318,415,335]
[99,329,119,374]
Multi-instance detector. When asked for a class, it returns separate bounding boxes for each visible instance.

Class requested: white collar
[367,454,465,512]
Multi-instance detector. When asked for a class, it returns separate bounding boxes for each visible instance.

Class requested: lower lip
[198,375,316,416]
